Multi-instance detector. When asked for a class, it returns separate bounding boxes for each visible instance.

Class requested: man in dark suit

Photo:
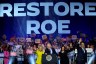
[43,43,58,64]
[76,38,87,64]
[45,43,57,55]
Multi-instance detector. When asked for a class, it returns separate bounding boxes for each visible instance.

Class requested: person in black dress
[59,46,69,64]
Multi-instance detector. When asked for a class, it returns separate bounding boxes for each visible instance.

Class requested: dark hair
[61,46,65,51]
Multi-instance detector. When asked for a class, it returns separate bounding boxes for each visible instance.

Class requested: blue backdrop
[0,0,96,40]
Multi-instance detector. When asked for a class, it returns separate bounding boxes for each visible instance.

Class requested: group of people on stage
[0,34,96,64]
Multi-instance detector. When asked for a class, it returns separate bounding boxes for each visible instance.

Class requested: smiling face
[80,42,85,48]
[61,46,65,51]
[38,45,43,51]
[47,43,52,49]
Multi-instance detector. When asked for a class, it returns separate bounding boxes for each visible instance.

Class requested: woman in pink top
[4,45,10,64]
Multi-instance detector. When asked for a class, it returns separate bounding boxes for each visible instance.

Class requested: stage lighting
[29,55,35,64]
[26,48,35,64]
[8,56,15,64]
[88,53,95,64]
[8,52,17,64]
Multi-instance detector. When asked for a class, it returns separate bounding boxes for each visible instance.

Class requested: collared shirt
[82,48,85,53]
[50,48,53,54]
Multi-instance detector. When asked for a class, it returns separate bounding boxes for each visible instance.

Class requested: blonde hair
[38,45,43,51]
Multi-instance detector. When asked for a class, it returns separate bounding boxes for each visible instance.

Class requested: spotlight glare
[29,55,35,64]
[88,54,95,64]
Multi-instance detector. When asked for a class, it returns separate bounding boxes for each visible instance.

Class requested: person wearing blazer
[45,43,57,55]
[76,38,87,64]
[44,43,58,64]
